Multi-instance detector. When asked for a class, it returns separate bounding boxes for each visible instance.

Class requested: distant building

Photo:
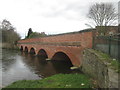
[94,26,119,37]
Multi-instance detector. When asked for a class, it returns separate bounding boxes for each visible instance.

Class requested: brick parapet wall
[18,31,93,48]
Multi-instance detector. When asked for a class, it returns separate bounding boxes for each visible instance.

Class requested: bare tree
[87,3,118,27]
[0,19,20,44]
[1,19,15,30]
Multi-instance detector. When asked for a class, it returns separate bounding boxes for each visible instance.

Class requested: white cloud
[0,0,119,38]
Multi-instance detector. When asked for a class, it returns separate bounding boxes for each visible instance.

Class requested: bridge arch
[37,49,48,58]
[51,50,81,67]
[51,52,73,66]
[24,46,28,52]
[30,47,36,54]
[20,46,23,51]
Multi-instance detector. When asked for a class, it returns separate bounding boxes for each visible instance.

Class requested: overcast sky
[0,0,119,38]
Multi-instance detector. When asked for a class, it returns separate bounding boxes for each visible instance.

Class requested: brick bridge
[17,30,93,67]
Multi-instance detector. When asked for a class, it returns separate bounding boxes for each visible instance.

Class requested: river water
[1,49,81,87]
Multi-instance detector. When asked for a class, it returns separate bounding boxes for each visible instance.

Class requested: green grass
[94,50,120,73]
[4,74,94,88]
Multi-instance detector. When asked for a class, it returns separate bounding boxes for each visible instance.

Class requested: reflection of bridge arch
[24,46,28,52]
[37,49,48,58]
[30,47,36,54]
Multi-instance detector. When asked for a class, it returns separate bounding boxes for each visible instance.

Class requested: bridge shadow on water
[21,51,83,78]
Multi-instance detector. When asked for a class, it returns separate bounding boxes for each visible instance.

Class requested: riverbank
[1,43,19,50]
[3,74,97,88]
[82,49,120,88]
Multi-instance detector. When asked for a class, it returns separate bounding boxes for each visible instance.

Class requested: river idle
[1,49,82,87]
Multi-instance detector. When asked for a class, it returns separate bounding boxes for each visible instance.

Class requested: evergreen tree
[26,28,33,38]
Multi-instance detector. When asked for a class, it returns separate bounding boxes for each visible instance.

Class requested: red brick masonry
[18,31,93,67]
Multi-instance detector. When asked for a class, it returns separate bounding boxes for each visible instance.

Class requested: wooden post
[108,36,111,56]
[118,25,120,61]
[118,2,120,61]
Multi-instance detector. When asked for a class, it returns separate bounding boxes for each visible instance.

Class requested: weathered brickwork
[17,26,118,67]
[17,26,119,88]
[18,31,93,67]
[18,31,93,48]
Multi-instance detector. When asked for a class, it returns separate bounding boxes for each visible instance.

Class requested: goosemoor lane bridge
[17,30,93,67]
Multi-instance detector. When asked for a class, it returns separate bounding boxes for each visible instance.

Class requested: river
[1,49,81,87]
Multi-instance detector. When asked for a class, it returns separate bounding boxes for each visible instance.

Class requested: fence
[93,36,120,61]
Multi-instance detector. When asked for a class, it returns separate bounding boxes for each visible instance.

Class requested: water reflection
[2,49,81,87]
[21,52,73,77]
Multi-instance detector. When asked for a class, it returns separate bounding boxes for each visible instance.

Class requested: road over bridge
[17,30,93,67]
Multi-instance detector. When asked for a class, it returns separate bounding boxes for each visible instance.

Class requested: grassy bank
[4,74,95,88]
[94,50,120,73]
